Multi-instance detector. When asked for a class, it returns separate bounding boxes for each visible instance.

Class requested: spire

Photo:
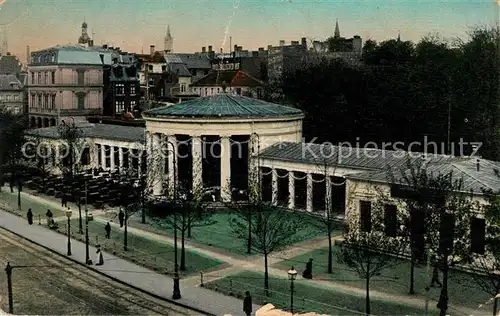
[167,24,171,37]
[334,19,340,39]
[397,30,401,42]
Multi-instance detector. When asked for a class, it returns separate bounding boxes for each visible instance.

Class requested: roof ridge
[450,163,491,190]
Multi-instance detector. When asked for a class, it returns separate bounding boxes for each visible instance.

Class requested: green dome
[143,94,303,119]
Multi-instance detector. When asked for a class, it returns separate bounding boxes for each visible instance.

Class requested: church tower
[164,25,173,52]
[334,19,340,39]
[78,20,92,46]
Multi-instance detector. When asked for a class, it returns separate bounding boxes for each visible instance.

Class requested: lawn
[0,189,65,218]
[273,246,492,312]
[129,210,329,257]
[57,218,225,277]
[204,271,437,316]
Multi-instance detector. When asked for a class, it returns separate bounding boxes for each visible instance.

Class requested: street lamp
[66,210,72,256]
[167,140,181,300]
[288,266,298,313]
[84,181,92,265]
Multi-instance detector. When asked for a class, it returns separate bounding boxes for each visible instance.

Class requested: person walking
[27,209,33,225]
[431,257,442,287]
[105,222,111,239]
[302,258,313,279]
[61,194,67,207]
[46,209,53,226]
[118,210,124,228]
[243,291,252,316]
[96,245,104,265]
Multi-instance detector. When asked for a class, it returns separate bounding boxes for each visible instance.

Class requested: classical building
[143,93,304,201]
[27,45,112,128]
[0,74,26,114]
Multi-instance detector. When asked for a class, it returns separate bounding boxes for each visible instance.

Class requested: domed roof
[82,21,87,28]
[143,94,303,119]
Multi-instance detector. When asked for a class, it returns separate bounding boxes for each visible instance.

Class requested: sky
[0,0,498,63]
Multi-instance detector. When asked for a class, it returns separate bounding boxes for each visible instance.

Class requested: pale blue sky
[1,0,498,62]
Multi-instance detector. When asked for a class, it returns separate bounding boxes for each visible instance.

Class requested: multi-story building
[0,74,26,114]
[27,45,112,128]
[267,38,309,84]
[135,46,166,100]
[161,53,198,102]
[0,53,23,75]
[102,53,140,117]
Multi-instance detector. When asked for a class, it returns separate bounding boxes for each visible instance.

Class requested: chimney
[103,44,108,49]
[476,158,480,172]
[208,45,212,52]
[115,47,120,52]
[301,37,307,47]
[252,51,258,57]
[150,45,155,56]
[26,45,30,65]
[267,45,272,50]
[279,40,285,46]
[202,47,206,53]
[237,46,242,52]
[258,47,264,52]
[291,41,299,46]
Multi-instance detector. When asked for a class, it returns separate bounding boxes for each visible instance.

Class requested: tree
[0,108,28,207]
[338,192,406,316]
[148,184,214,271]
[27,137,54,193]
[388,162,478,316]
[232,204,300,297]
[469,191,500,316]
[306,156,344,274]
[57,119,85,233]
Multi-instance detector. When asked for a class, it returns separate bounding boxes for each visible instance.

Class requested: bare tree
[387,162,478,316]
[337,198,406,316]
[232,204,300,297]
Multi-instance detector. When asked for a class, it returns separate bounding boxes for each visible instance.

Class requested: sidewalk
[0,209,261,316]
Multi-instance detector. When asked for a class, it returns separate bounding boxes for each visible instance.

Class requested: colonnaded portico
[142,93,304,201]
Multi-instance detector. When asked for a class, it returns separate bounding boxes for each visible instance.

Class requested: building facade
[0,74,26,114]
[27,45,112,128]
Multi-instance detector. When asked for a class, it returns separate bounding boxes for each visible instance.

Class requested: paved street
[0,209,261,316]
[0,228,198,315]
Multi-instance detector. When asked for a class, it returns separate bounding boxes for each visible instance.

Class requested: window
[181,84,186,92]
[130,100,137,110]
[384,204,397,237]
[51,71,55,84]
[471,217,486,254]
[439,213,455,254]
[38,94,42,107]
[44,72,48,84]
[44,94,49,108]
[37,73,41,84]
[148,65,153,71]
[77,94,85,110]
[31,72,35,84]
[115,101,125,113]
[236,87,242,95]
[129,84,136,95]
[359,201,371,232]
[204,88,208,96]
[211,88,214,94]
[115,83,125,95]
[51,95,56,108]
[77,70,85,85]
[217,88,220,93]
[257,88,262,99]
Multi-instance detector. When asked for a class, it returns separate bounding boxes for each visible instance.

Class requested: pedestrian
[61,194,67,207]
[243,291,252,316]
[118,210,124,228]
[431,257,442,287]
[105,222,111,239]
[27,208,33,225]
[302,258,313,279]
[46,209,53,226]
[96,245,104,265]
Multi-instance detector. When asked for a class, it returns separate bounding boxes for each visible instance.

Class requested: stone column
[100,144,106,169]
[306,173,313,212]
[152,133,163,195]
[288,171,295,209]
[191,135,203,195]
[110,146,115,171]
[167,135,177,197]
[271,168,278,206]
[118,147,124,170]
[220,136,231,202]
[90,143,98,169]
[325,176,332,216]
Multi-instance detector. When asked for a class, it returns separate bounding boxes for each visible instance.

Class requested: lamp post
[288,266,298,314]
[66,210,72,256]
[167,140,181,300]
[84,181,92,265]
